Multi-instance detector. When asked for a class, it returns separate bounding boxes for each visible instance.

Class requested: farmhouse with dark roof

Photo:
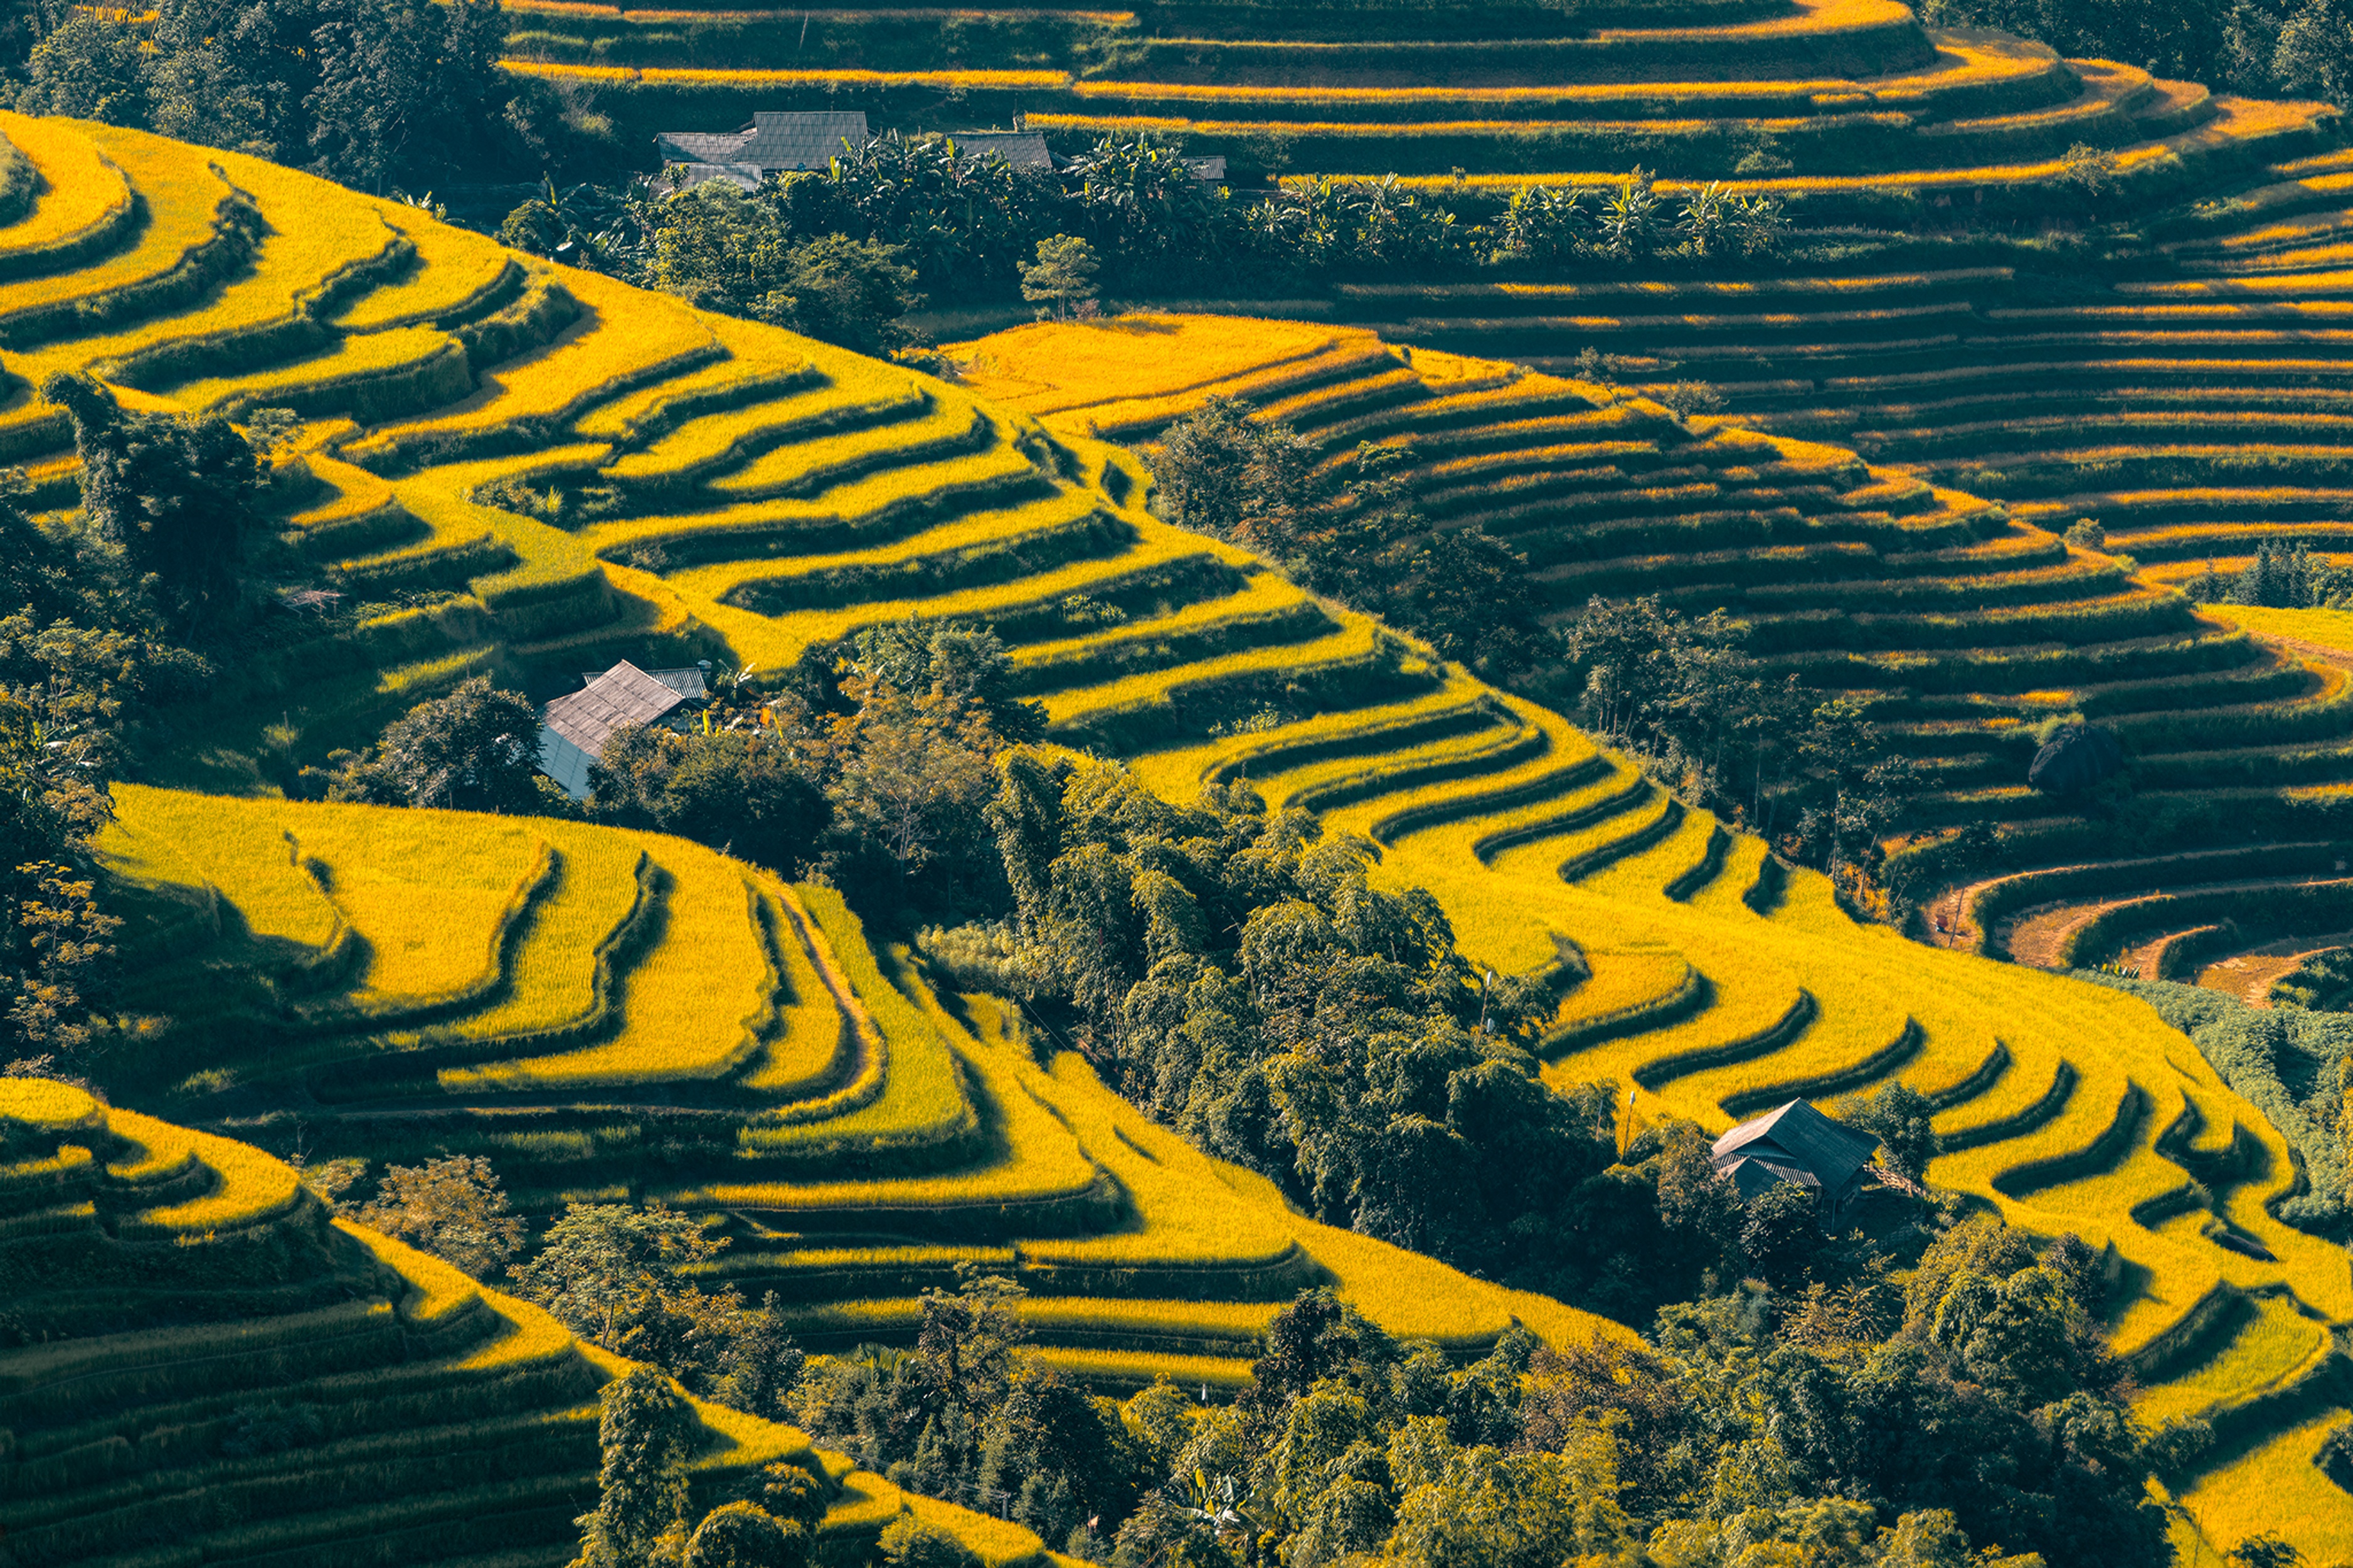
[1711,1099,1882,1227]
[656,111,874,176]
[537,660,709,800]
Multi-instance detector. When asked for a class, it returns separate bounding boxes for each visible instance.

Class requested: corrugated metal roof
[951,131,1053,169]
[542,660,692,761]
[1186,156,1228,182]
[578,667,709,702]
[657,129,757,165]
[656,112,873,173]
[1711,1099,1879,1192]
[1721,1155,1821,1202]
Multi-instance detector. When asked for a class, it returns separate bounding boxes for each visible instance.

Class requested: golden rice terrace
[0,105,2347,1561]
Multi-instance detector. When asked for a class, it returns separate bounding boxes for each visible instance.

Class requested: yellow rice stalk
[331,205,518,333]
[501,60,1068,90]
[900,1495,1048,1568]
[685,952,1095,1210]
[0,127,236,329]
[444,837,772,1091]
[0,114,132,266]
[1040,620,1399,730]
[107,1106,304,1237]
[0,1077,108,1135]
[455,829,647,1041]
[576,312,817,445]
[347,268,719,461]
[601,372,916,489]
[740,885,856,1096]
[100,783,344,954]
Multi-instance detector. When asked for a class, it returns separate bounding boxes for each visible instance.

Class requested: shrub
[685,1502,803,1568]
[878,1515,979,1568]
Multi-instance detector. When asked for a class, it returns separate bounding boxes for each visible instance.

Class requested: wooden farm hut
[537,660,709,800]
[1711,1099,1881,1227]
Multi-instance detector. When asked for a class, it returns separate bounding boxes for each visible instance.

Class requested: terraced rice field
[0,1076,1035,1568]
[957,312,2353,871]
[96,787,1632,1394]
[9,113,2351,1558]
[949,314,2353,1556]
[494,0,2319,202]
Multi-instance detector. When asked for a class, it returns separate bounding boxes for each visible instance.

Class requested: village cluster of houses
[654,110,1226,193]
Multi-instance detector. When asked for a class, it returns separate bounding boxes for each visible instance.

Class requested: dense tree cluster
[565,1250,2162,1568]
[585,621,1041,918]
[0,376,265,1074]
[953,755,1617,1268]
[9,0,589,192]
[2189,538,2353,607]
[318,674,556,813]
[1922,0,2353,111]
[1149,401,1926,899]
[1559,596,1926,893]
[536,142,1789,354]
[1152,397,1553,681]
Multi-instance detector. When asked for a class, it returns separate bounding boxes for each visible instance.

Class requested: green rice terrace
[10,51,2353,1567]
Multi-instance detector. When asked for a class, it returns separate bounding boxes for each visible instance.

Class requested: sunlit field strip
[501,60,1068,88]
[1038,618,1395,729]
[1008,569,1310,670]
[684,954,1097,1210]
[442,838,773,1091]
[170,324,465,416]
[105,1107,303,1237]
[454,829,645,1041]
[587,440,1051,561]
[0,117,132,266]
[1029,111,1913,139]
[748,886,975,1148]
[600,371,910,490]
[348,270,719,462]
[98,783,344,955]
[1324,96,2332,191]
[329,206,518,334]
[297,814,545,1005]
[710,393,992,498]
[0,125,236,332]
[740,886,855,1096]
[954,314,1356,421]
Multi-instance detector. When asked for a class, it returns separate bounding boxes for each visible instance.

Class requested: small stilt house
[537,660,709,800]
[1710,1099,1881,1228]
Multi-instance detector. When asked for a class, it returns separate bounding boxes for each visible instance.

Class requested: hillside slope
[94,785,1637,1389]
[955,313,2353,895]
[0,1076,1036,1568]
[496,0,2331,204]
[3,114,2348,1557]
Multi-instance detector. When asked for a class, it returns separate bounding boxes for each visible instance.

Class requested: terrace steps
[489,0,2330,193]
[952,321,2353,1554]
[0,1079,980,1568]
[16,113,2353,1559]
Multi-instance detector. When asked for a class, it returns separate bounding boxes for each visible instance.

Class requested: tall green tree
[322,675,549,813]
[573,1369,697,1568]
[43,373,262,635]
[347,1153,526,1277]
